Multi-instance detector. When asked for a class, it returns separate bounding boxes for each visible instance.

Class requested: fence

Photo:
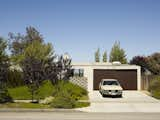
[141,75,158,90]
[69,76,88,90]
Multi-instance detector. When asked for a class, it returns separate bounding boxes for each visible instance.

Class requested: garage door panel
[93,69,137,90]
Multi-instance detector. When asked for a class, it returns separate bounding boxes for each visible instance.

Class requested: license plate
[111,92,116,95]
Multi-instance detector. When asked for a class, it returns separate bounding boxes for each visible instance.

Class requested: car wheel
[102,94,106,97]
[119,94,122,98]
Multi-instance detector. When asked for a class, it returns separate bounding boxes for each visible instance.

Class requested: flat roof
[72,62,139,67]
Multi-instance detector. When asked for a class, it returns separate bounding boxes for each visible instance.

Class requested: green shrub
[0,102,50,109]
[51,80,88,108]
[8,80,55,100]
[7,70,24,88]
[8,86,31,100]
[53,80,87,100]
[38,80,55,99]
[0,89,12,103]
[75,102,90,108]
[149,76,160,99]
[51,91,76,108]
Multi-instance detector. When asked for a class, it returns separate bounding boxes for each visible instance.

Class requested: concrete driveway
[76,91,160,112]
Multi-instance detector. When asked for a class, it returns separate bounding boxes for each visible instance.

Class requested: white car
[99,79,123,97]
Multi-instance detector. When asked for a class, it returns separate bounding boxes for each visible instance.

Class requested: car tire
[102,94,106,97]
[119,94,122,98]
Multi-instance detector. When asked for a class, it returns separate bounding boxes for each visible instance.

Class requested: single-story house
[72,62,141,92]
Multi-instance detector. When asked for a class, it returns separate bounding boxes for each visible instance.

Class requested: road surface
[0,112,160,120]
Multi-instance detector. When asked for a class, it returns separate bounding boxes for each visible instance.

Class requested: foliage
[0,102,50,109]
[20,41,55,102]
[74,102,90,108]
[109,41,127,64]
[51,92,76,108]
[102,50,107,62]
[149,76,160,99]
[51,81,88,108]
[56,54,72,81]
[8,80,89,108]
[147,53,160,75]
[130,56,149,73]
[0,37,12,103]
[95,48,100,62]
[7,70,24,88]
[0,101,89,109]
[8,27,72,102]
[0,88,12,103]
[38,80,55,99]
[8,86,31,100]
[53,81,87,100]
[8,80,55,100]
[8,26,43,57]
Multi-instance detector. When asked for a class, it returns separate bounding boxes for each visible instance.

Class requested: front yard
[1,80,90,109]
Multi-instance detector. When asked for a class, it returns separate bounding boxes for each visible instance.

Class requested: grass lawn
[74,102,90,108]
[0,102,50,109]
[79,95,89,100]
[8,80,55,100]
[0,102,90,109]
[6,80,90,108]
[8,80,89,100]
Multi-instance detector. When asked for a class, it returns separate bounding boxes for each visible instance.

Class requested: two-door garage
[93,69,137,90]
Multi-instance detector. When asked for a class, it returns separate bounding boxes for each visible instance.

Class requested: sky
[0,0,160,62]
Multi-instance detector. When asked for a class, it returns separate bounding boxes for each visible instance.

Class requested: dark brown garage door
[93,69,137,90]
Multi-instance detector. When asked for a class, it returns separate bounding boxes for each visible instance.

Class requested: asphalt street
[0,112,160,120]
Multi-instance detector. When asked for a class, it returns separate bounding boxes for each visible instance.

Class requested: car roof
[101,79,118,82]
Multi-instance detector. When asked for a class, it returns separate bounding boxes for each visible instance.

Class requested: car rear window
[103,81,119,85]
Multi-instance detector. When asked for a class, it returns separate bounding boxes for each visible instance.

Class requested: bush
[8,80,55,100]
[149,76,160,99]
[53,80,87,100]
[51,92,76,108]
[0,89,12,103]
[51,80,88,108]
[7,70,24,88]
[8,86,31,100]
[38,80,55,99]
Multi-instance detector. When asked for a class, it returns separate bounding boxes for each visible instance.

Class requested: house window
[72,69,84,77]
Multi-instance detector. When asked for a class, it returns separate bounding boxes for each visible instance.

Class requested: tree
[102,50,107,62]
[56,53,72,80]
[147,52,160,75]
[109,41,127,64]
[21,41,55,102]
[8,27,73,102]
[0,37,12,103]
[95,48,100,62]
[8,26,43,64]
[130,56,149,73]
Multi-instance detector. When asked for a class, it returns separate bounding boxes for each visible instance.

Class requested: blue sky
[0,0,160,62]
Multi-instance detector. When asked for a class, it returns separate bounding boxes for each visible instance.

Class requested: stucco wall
[72,63,141,91]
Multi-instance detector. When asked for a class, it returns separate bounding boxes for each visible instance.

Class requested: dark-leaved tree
[147,53,160,75]
[130,56,149,73]
[21,41,55,102]
[56,53,72,80]
[0,37,12,103]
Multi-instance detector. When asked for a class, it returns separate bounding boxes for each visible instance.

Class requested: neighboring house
[72,62,141,92]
